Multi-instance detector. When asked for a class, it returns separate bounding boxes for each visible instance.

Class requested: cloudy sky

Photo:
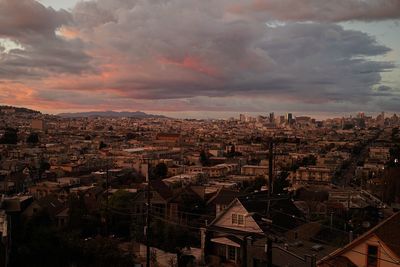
[0,0,399,118]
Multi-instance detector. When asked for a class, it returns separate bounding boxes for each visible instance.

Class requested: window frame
[231,213,245,226]
[237,214,244,225]
[231,213,238,224]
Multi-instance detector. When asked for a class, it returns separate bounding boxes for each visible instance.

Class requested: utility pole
[266,237,273,267]
[105,165,109,236]
[267,140,274,216]
[268,141,274,197]
[145,159,151,267]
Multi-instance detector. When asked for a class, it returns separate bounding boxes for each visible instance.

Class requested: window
[232,213,238,224]
[367,245,378,267]
[231,213,245,226]
[238,215,244,225]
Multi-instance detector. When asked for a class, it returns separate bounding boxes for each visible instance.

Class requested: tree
[200,150,210,166]
[106,190,136,237]
[126,132,136,140]
[27,133,39,144]
[68,194,88,231]
[152,163,168,179]
[301,155,316,166]
[274,171,290,194]
[0,127,18,144]
[99,141,107,149]
[38,160,51,179]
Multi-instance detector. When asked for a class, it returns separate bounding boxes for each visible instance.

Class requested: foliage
[148,219,195,253]
[301,155,316,166]
[226,144,242,158]
[99,141,107,149]
[10,208,134,267]
[126,132,138,140]
[38,160,51,178]
[152,163,168,179]
[273,171,290,194]
[68,194,100,237]
[242,177,266,192]
[200,150,210,166]
[0,127,18,144]
[106,190,136,237]
[26,132,39,144]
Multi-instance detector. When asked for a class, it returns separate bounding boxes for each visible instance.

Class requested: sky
[0,0,400,118]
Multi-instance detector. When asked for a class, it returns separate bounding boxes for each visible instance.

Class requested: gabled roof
[150,179,173,200]
[35,194,65,216]
[206,188,241,206]
[373,212,400,257]
[209,192,303,234]
[319,212,400,264]
[169,185,204,204]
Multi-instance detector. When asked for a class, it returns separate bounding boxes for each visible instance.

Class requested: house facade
[318,213,400,267]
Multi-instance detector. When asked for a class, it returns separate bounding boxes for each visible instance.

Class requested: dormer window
[231,213,244,226]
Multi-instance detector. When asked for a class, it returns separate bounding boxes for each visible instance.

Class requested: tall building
[286,113,293,124]
[269,112,275,123]
[239,114,246,122]
[279,115,285,125]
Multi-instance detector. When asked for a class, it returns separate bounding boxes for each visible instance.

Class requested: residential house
[318,212,400,267]
[202,193,306,266]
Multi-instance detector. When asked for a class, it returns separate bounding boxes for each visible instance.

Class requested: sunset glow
[0,0,399,117]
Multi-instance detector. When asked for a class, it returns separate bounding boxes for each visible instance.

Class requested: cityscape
[0,107,399,267]
[1,0,400,267]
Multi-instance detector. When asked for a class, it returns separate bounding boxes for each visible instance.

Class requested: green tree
[274,171,290,194]
[107,190,136,237]
[200,150,210,166]
[39,160,50,176]
[301,155,316,166]
[27,133,39,144]
[0,127,18,144]
[152,163,168,179]
[99,141,107,149]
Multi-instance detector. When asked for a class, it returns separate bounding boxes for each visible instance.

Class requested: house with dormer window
[201,192,305,266]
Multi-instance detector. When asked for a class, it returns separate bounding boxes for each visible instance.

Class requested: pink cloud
[158,56,221,77]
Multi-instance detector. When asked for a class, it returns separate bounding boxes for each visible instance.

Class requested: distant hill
[0,105,41,114]
[57,111,167,118]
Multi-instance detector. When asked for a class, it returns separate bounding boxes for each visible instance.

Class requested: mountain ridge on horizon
[57,110,167,118]
[0,105,41,114]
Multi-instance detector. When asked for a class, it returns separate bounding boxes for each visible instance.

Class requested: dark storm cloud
[64,0,395,104]
[229,0,400,22]
[0,0,71,38]
[0,0,398,113]
[0,0,93,79]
